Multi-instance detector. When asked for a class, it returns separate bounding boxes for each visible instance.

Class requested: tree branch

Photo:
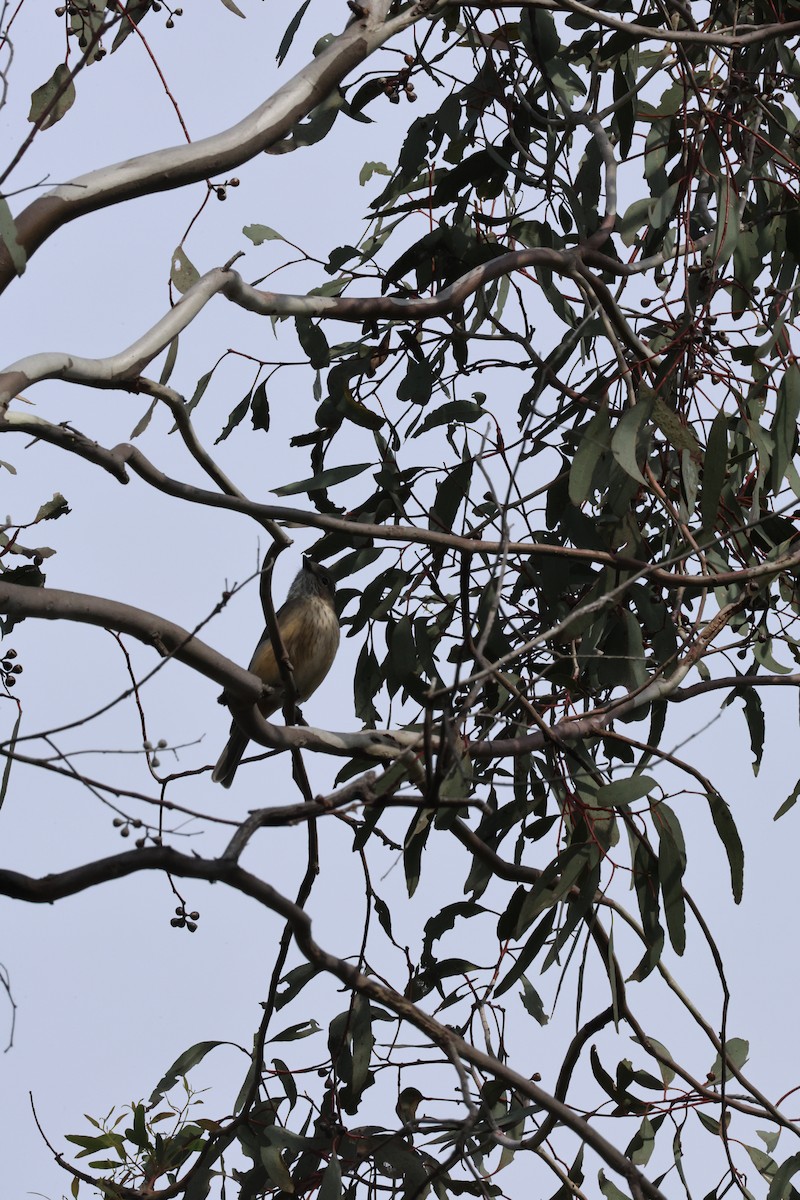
[5,413,799,603]
[448,0,800,47]
[0,844,670,1200]
[0,1,436,293]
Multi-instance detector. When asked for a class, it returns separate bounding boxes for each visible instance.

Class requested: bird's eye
[320,574,331,587]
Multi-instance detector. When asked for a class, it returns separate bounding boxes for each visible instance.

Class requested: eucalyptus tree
[2,3,800,1199]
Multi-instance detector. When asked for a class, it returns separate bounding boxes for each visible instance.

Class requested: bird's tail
[211,725,249,789]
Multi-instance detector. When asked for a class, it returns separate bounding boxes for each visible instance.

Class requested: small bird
[212,557,340,788]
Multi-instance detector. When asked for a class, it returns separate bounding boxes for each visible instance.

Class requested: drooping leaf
[260,1143,295,1193]
[707,790,744,903]
[397,357,434,406]
[774,778,800,821]
[318,1155,342,1200]
[295,316,330,369]
[250,379,270,432]
[709,1037,749,1083]
[770,363,800,492]
[710,174,740,267]
[0,706,21,812]
[171,245,200,294]
[403,806,433,898]
[272,1058,298,1110]
[648,180,680,230]
[569,402,611,504]
[740,687,765,775]
[700,408,728,531]
[610,400,653,485]
[159,335,179,386]
[349,995,374,1104]
[767,1152,800,1200]
[518,975,549,1026]
[429,460,472,532]
[625,1117,656,1168]
[28,63,76,129]
[354,640,382,725]
[618,198,651,247]
[494,910,557,997]
[215,394,251,443]
[629,837,664,980]
[655,802,686,955]
[186,369,214,414]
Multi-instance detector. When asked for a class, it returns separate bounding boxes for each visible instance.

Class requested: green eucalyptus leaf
[711,174,740,267]
[707,790,744,903]
[243,224,285,245]
[170,245,200,294]
[148,1041,230,1106]
[276,0,312,64]
[709,1036,749,1083]
[215,394,250,443]
[268,1019,321,1043]
[596,776,657,807]
[318,1156,342,1200]
[611,401,652,485]
[28,63,76,129]
[767,1152,800,1200]
[273,462,372,495]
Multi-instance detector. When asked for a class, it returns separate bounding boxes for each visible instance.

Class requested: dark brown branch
[449,0,800,47]
[0,579,260,698]
[5,424,796,599]
[0,416,128,481]
[222,247,577,323]
[0,845,669,1200]
[668,673,800,700]
[1,579,796,769]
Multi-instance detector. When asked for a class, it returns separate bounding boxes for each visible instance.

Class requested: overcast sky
[2,5,799,1198]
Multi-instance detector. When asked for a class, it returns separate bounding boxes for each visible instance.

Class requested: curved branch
[0,578,428,763]
[0,413,129,481]
[0,575,795,770]
[0,1,433,293]
[0,247,582,410]
[5,416,799,602]
[459,0,800,47]
[0,268,231,408]
[0,844,669,1200]
[669,673,800,700]
[222,246,578,323]
[0,578,260,698]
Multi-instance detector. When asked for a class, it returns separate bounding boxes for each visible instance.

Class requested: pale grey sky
[2,5,799,1199]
